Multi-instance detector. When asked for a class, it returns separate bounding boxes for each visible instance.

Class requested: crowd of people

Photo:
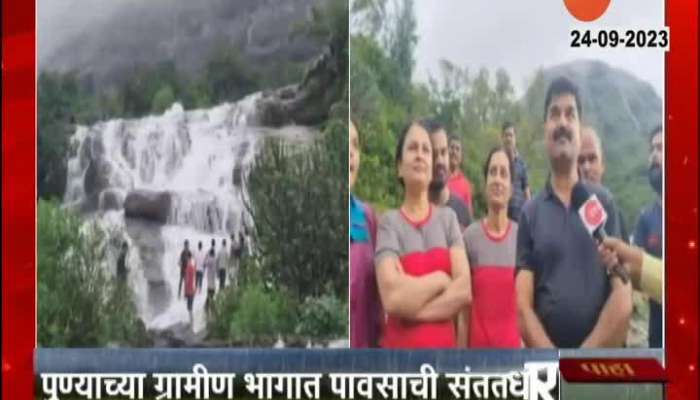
[114,226,251,329]
[350,76,665,349]
[177,232,247,326]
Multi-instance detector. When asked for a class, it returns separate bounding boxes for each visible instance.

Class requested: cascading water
[63,93,315,345]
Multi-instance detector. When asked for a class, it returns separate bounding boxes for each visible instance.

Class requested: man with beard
[632,125,664,348]
[425,120,472,229]
[501,122,531,222]
[447,135,475,216]
[515,77,632,348]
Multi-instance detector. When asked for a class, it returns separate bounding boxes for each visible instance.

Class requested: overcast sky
[413,0,665,97]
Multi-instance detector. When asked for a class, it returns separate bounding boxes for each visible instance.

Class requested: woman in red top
[463,147,521,348]
[374,120,472,348]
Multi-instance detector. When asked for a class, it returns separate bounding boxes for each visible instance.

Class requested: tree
[245,129,348,301]
[151,85,176,113]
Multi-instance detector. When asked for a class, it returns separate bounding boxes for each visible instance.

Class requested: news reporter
[599,237,662,304]
[375,120,472,348]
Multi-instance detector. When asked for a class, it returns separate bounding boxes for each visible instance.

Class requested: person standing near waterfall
[178,240,192,298]
[184,254,197,327]
[231,232,244,287]
[195,241,206,293]
[217,239,230,290]
[205,243,217,313]
[116,241,129,282]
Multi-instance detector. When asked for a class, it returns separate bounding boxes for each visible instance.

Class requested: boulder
[124,190,172,224]
[256,50,341,127]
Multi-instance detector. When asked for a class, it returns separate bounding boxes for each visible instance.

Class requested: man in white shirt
[217,239,230,290]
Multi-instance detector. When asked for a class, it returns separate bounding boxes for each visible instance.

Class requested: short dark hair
[482,146,514,183]
[649,124,662,144]
[416,118,444,135]
[448,133,461,143]
[544,76,582,121]
[502,121,515,133]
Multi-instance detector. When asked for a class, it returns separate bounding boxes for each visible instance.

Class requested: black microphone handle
[593,226,630,284]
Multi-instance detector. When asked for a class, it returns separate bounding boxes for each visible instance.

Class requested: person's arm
[374,212,451,319]
[600,237,662,303]
[640,254,662,303]
[523,162,531,200]
[581,274,632,348]
[516,270,554,348]
[515,208,553,347]
[414,211,472,339]
[413,246,472,322]
[375,257,450,319]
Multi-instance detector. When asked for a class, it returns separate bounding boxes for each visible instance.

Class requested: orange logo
[563,0,611,22]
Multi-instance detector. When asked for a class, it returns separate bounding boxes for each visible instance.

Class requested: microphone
[572,184,630,284]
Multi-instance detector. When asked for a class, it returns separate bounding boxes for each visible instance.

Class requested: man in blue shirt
[515,77,632,348]
[502,122,531,222]
[633,125,664,348]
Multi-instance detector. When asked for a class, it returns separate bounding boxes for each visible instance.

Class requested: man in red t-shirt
[184,256,197,327]
[448,134,474,215]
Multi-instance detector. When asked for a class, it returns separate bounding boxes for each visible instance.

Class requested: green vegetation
[37,200,150,347]
[351,1,660,226]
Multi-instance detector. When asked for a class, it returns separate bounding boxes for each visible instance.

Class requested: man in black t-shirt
[178,240,192,298]
[515,77,632,348]
[422,118,473,229]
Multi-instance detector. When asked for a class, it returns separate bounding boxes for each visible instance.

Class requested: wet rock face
[256,50,341,127]
[84,158,114,198]
[124,190,172,224]
[100,189,125,211]
[124,218,166,283]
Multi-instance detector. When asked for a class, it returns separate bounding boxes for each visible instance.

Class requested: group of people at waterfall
[177,232,247,325]
[350,76,665,349]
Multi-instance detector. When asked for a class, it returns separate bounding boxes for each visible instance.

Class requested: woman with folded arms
[375,120,472,348]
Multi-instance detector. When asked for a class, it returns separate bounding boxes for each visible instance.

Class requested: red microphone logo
[579,194,608,234]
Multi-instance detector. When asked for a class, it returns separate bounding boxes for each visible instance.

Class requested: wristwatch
[609,263,630,284]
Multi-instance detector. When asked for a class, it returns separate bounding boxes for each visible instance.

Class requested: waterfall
[63,93,315,343]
